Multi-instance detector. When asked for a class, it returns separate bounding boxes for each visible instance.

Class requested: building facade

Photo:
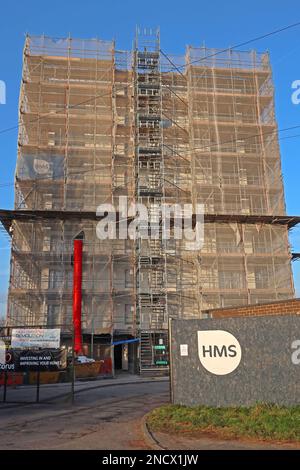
[6,29,295,373]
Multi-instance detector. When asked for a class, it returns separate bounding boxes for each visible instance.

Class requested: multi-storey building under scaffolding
[2,28,297,373]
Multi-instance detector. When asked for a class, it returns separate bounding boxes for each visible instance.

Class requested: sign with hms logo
[197,330,242,375]
[170,316,300,407]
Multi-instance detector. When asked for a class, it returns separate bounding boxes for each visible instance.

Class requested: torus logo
[0,81,6,105]
[197,330,242,376]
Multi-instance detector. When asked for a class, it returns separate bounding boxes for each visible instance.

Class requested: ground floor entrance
[68,330,170,376]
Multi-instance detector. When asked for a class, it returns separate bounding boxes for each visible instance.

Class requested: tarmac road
[0,379,169,450]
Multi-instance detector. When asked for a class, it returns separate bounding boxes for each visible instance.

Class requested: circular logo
[197,330,242,375]
[5,351,13,364]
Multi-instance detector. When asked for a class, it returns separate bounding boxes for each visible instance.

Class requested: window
[219,271,243,289]
[255,266,269,288]
[49,270,61,289]
[47,305,60,326]
[43,235,50,251]
[125,269,133,288]
[125,304,133,325]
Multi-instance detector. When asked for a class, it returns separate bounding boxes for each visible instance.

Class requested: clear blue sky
[0,0,300,317]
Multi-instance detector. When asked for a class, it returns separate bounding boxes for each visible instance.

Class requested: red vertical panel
[73,239,83,354]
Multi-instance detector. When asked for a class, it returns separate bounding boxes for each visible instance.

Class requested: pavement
[146,429,300,450]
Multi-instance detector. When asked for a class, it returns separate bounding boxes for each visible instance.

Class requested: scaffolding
[4,31,296,373]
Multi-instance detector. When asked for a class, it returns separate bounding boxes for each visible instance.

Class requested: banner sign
[11,329,61,349]
[5,349,67,371]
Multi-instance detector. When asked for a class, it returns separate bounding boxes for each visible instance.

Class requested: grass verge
[147,404,300,442]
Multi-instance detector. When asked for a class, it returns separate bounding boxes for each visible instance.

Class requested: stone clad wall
[170,315,300,407]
